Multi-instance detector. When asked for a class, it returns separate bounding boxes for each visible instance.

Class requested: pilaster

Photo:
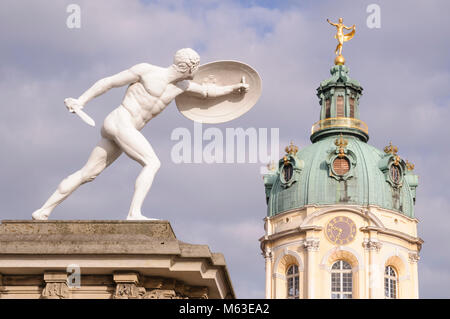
[304,238,320,298]
[363,237,383,299]
[409,252,420,298]
[264,248,273,299]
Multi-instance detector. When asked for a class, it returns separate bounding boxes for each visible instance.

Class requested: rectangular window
[349,98,355,118]
[336,96,344,117]
[325,99,331,118]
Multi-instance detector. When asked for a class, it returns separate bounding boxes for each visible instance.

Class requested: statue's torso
[119,69,185,130]
[336,24,344,36]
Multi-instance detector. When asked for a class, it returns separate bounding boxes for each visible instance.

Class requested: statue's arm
[327,19,337,27]
[181,81,248,98]
[77,64,147,107]
[343,24,355,30]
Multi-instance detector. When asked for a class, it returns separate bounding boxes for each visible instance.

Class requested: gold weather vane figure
[327,17,356,65]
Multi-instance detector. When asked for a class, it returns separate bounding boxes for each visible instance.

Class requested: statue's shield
[175,61,262,124]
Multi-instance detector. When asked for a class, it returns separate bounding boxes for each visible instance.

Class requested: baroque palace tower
[260,19,422,299]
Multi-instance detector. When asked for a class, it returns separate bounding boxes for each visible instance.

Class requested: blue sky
[0,0,449,298]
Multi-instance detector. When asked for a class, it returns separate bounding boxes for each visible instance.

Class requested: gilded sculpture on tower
[327,17,355,65]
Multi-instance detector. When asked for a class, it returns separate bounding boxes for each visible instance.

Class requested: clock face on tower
[326,216,357,245]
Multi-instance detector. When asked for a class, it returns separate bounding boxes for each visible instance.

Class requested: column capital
[263,248,273,260]
[408,252,420,263]
[362,239,382,252]
[303,238,320,252]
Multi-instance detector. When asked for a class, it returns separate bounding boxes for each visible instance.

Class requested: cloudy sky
[0,0,449,298]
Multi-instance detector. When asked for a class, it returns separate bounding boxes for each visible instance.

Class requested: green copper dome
[264,65,419,218]
[264,135,418,218]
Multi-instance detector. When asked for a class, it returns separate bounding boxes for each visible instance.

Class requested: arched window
[385,266,398,299]
[331,260,352,299]
[286,264,299,299]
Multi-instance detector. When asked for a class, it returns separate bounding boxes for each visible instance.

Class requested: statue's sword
[64,98,96,127]
[72,106,96,127]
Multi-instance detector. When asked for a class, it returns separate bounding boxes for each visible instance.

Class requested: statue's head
[339,17,343,23]
[173,48,200,79]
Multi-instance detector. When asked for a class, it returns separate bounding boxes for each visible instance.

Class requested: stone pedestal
[0,220,234,299]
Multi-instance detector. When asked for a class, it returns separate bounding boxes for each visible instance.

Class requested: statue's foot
[32,209,50,221]
[126,214,159,221]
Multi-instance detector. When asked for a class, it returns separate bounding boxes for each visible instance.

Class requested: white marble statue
[32,48,249,221]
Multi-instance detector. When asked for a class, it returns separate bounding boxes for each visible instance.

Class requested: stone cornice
[0,220,235,299]
[360,226,423,249]
[266,204,420,224]
[265,207,305,221]
[366,205,420,224]
[260,225,322,244]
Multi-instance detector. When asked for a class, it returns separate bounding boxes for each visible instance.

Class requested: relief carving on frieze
[41,282,69,299]
[113,283,146,299]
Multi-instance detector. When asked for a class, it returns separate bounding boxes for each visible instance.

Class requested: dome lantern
[311,65,368,143]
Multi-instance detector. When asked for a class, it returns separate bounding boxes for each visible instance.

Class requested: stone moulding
[359,226,423,249]
[0,220,234,299]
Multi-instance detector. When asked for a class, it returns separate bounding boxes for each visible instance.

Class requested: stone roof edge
[177,241,235,298]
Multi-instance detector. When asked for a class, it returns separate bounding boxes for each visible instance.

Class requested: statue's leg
[32,138,122,220]
[112,127,161,220]
[335,43,341,55]
[337,36,344,55]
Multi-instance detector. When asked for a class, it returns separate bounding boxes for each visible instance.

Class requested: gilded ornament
[335,133,348,158]
[406,160,415,171]
[384,142,398,155]
[285,141,299,155]
[393,155,401,166]
[327,17,356,65]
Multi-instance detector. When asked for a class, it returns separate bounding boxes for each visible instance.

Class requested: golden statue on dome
[327,17,356,65]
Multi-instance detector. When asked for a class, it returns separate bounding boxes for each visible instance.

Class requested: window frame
[286,264,299,299]
[331,260,353,299]
[325,99,331,118]
[336,96,345,117]
[384,265,398,299]
[283,163,294,182]
[349,97,355,118]
[332,157,350,176]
